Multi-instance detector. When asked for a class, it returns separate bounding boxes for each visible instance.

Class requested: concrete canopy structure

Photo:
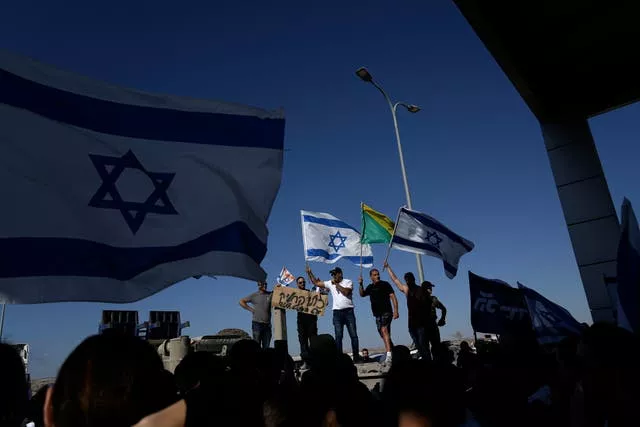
[454,0,640,322]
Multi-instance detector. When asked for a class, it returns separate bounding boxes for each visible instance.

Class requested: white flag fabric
[0,50,285,304]
[301,211,373,267]
[277,266,295,286]
[391,207,474,279]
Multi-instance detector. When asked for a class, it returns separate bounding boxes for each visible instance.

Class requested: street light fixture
[355,67,373,82]
[355,66,425,283]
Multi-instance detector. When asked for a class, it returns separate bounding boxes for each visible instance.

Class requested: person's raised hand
[358,276,363,285]
[393,312,399,320]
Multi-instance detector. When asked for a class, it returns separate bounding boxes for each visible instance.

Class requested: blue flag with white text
[0,50,285,304]
[518,283,584,344]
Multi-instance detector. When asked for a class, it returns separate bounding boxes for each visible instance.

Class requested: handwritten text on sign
[272,286,328,316]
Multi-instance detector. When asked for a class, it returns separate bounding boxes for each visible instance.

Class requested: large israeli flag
[391,207,474,279]
[0,50,285,304]
[301,211,373,267]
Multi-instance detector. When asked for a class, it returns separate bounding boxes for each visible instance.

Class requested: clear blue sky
[2,0,639,378]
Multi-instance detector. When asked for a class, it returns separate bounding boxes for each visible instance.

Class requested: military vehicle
[99,310,249,372]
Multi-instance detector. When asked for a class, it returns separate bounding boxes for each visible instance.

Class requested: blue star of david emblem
[426,231,443,248]
[88,150,178,234]
[328,231,347,253]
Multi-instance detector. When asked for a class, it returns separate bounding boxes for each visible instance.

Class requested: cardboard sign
[272,286,328,316]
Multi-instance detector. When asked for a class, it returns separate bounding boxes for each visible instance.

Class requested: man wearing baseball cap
[306,265,361,362]
[422,280,447,360]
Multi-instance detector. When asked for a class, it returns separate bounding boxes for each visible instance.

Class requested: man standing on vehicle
[239,280,273,349]
[294,276,318,368]
[306,265,360,361]
[384,261,430,360]
[422,281,447,359]
[358,268,398,364]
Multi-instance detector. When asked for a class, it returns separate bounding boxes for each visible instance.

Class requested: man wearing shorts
[359,268,399,363]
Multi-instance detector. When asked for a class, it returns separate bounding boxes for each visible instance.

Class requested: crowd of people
[1,322,638,427]
[1,264,638,427]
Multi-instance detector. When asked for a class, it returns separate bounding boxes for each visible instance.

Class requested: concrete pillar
[273,308,288,352]
[541,120,618,323]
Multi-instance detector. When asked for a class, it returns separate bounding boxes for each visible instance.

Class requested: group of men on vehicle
[239,263,447,365]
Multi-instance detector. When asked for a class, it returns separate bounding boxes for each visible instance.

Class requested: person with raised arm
[306,265,361,362]
[384,261,430,360]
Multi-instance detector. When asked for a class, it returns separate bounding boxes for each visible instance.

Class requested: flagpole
[360,202,364,276]
[383,207,403,270]
[355,67,425,283]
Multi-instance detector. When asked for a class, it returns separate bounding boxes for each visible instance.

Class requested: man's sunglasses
[297,280,306,284]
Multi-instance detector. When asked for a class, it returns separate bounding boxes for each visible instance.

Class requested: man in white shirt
[306,265,360,361]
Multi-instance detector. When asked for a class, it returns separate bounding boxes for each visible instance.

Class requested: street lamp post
[0,304,6,341]
[355,67,425,283]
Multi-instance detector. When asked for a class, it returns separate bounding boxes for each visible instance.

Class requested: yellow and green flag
[361,203,395,244]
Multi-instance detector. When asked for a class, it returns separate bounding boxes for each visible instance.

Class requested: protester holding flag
[384,262,430,360]
[358,268,398,364]
[306,266,361,362]
[294,276,318,368]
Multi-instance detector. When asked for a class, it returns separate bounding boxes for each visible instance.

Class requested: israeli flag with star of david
[391,207,474,279]
[301,211,373,267]
[0,50,285,304]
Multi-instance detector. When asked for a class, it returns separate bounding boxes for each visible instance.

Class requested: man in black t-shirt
[384,261,431,361]
[358,268,398,363]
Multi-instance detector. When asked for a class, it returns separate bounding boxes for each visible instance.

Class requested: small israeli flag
[276,266,296,286]
[391,207,474,279]
[301,211,373,267]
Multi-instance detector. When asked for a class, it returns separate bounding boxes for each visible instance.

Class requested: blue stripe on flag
[302,215,359,232]
[401,208,473,251]
[0,69,285,149]
[392,236,442,257]
[0,221,265,280]
[306,249,373,265]
[392,236,458,276]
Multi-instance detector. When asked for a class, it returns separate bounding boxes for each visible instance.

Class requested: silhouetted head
[391,345,412,366]
[460,341,471,352]
[0,343,29,427]
[174,351,224,395]
[45,332,176,427]
[404,272,416,286]
[421,281,434,296]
